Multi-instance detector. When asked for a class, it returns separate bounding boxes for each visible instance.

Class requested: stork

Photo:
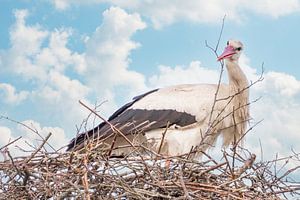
[67,40,249,158]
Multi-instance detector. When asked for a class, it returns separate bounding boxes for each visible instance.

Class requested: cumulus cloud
[52,0,69,10]
[51,0,300,28]
[0,121,69,160]
[246,0,300,18]
[245,69,300,160]
[18,120,69,150]
[44,71,90,101]
[0,7,149,137]
[36,29,87,74]
[0,10,86,81]
[83,6,147,113]
[149,61,219,88]
[256,71,300,97]
[0,9,90,134]
[148,54,259,88]
[0,126,13,148]
[33,71,91,128]
[1,9,48,80]
[3,6,148,121]
[0,83,29,104]
[247,89,300,161]
[11,10,48,56]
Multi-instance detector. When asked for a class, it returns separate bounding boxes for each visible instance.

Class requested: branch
[79,100,135,148]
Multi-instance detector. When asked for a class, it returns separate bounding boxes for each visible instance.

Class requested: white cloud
[0,9,48,80]
[84,6,147,107]
[246,69,300,160]
[246,0,300,18]
[4,10,86,76]
[11,10,48,56]
[0,7,148,136]
[246,94,300,160]
[0,121,69,160]
[47,71,90,101]
[0,10,86,81]
[256,71,300,97]
[51,0,300,28]
[0,126,13,148]
[126,0,241,28]
[52,0,69,10]
[149,61,219,88]
[148,54,259,88]
[18,120,69,150]
[36,29,87,74]
[0,9,91,133]
[32,71,92,128]
[0,83,29,104]
[238,54,260,82]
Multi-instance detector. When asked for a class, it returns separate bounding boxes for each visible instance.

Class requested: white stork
[67,40,249,158]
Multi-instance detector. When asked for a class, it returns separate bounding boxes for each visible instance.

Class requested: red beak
[217,46,236,61]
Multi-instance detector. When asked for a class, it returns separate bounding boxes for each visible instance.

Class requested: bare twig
[79,100,135,148]
[0,136,22,151]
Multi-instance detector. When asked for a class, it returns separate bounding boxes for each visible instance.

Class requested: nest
[0,131,300,200]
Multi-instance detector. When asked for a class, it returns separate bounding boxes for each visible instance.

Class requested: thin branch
[0,136,22,151]
[79,100,136,148]
[0,115,56,152]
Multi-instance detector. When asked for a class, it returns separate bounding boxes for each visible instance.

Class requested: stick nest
[0,134,299,200]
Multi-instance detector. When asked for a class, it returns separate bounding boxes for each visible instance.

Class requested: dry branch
[0,134,299,199]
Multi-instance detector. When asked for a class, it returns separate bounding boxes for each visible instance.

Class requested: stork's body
[67,40,249,158]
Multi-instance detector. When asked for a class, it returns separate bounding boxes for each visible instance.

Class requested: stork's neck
[225,59,248,94]
[224,59,250,141]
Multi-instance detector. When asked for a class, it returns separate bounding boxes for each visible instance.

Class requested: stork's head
[218,40,243,62]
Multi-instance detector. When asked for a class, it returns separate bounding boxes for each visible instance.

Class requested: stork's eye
[236,47,242,51]
[227,41,229,45]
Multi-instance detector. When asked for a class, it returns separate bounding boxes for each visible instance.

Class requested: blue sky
[1,0,300,169]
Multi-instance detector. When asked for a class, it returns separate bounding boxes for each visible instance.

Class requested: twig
[0,115,56,152]
[0,136,22,151]
[79,100,135,148]
[25,132,52,163]
[157,122,170,155]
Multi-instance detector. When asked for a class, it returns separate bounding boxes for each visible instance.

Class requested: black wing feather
[66,88,197,151]
[66,89,158,151]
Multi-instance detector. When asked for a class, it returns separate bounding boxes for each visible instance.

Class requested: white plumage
[67,40,250,158]
[130,84,226,121]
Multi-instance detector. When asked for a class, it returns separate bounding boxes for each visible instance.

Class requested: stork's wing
[66,84,220,151]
